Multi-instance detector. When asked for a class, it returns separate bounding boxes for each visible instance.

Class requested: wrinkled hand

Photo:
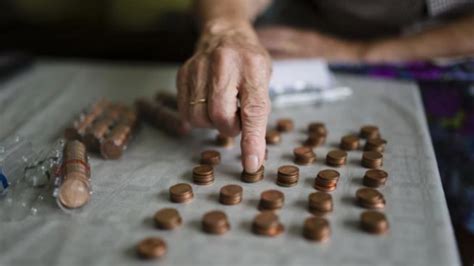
[257,26,366,62]
[177,21,272,173]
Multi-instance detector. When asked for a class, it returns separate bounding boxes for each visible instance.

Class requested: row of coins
[136,120,389,259]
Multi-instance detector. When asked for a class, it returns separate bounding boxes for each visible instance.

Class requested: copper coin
[202,210,230,234]
[252,211,284,237]
[278,165,299,177]
[361,151,383,168]
[200,150,221,165]
[340,135,360,150]
[293,146,316,165]
[219,184,243,205]
[241,165,265,183]
[364,138,387,152]
[136,237,167,259]
[316,169,340,185]
[356,188,385,209]
[216,133,234,148]
[276,118,294,132]
[259,190,285,210]
[308,122,327,136]
[326,150,347,167]
[360,125,380,139]
[266,130,282,145]
[360,211,389,234]
[308,192,333,214]
[303,216,331,242]
[363,169,388,188]
[169,183,193,203]
[304,132,326,147]
[192,164,214,185]
[154,208,182,230]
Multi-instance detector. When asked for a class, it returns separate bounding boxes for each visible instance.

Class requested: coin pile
[200,150,221,165]
[169,183,193,203]
[259,190,285,210]
[252,211,285,237]
[363,169,388,188]
[293,146,316,165]
[265,130,281,145]
[276,165,299,187]
[326,149,347,167]
[356,188,385,209]
[303,217,331,242]
[64,99,138,160]
[57,140,92,209]
[308,192,333,215]
[219,184,243,205]
[202,210,231,235]
[361,151,383,168]
[137,237,167,259]
[360,211,389,234]
[364,138,387,152]
[314,169,340,192]
[192,165,215,185]
[360,125,380,139]
[216,133,234,148]
[276,118,294,132]
[340,134,360,150]
[241,165,265,183]
[304,132,326,147]
[308,122,327,136]
[154,208,182,230]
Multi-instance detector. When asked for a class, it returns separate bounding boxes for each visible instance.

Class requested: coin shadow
[348,158,361,166]
[340,195,356,207]
[124,245,139,260]
[281,154,294,162]
[329,142,340,149]
[304,177,314,187]
[238,220,253,235]
[351,176,363,186]
[180,170,193,182]
[287,223,302,237]
[158,190,169,202]
[206,193,219,204]
[292,199,307,212]
[188,219,202,232]
[244,198,259,210]
[143,216,155,229]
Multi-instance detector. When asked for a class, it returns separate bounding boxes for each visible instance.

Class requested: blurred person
[177,0,474,173]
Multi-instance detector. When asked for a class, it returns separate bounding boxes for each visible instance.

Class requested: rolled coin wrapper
[55,140,92,211]
[64,99,110,141]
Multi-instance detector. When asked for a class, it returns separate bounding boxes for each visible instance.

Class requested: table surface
[0,60,460,266]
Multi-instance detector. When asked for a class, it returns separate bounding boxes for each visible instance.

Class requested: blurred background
[0,0,473,265]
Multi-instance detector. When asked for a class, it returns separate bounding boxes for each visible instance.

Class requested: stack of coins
[360,211,389,234]
[202,210,230,235]
[136,237,167,259]
[276,165,299,187]
[356,188,385,209]
[308,122,327,136]
[265,130,281,145]
[308,192,333,214]
[100,108,138,160]
[326,150,347,167]
[215,133,234,148]
[219,184,243,205]
[57,140,91,209]
[340,134,360,150]
[259,190,285,210]
[303,216,331,242]
[192,165,214,185]
[154,208,182,230]
[135,97,190,137]
[314,169,340,192]
[241,165,264,183]
[293,146,316,165]
[64,99,109,140]
[276,118,294,132]
[360,125,380,139]
[363,169,388,188]
[304,132,326,147]
[200,150,221,165]
[252,211,284,237]
[169,183,193,203]
[364,138,387,152]
[361,151,383,168]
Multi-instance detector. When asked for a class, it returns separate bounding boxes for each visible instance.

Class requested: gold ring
[189,98,207,105]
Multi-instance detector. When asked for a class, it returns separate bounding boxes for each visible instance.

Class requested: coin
[360,211,389,234]
[154,208,182,230]
[356,188,385,209]
[219,184,243,205]
[169,183,193,203]
[136,237,167,259]
[303,216,331,242]
[326,149,347,167]
[259,189,285,210]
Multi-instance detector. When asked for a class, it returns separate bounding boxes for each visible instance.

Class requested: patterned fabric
[331,61,474,233]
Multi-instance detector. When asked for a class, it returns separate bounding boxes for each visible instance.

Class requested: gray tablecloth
[0,61,460,266]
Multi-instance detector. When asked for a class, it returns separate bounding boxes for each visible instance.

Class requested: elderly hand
[177,20,272,173]
[257,26,367,62]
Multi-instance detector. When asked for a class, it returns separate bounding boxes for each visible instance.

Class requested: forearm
[194,0,271,30]
[365,15,474,62]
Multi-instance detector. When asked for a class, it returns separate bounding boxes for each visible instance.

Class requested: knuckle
[241,99,270,119]
[209,107,228,124]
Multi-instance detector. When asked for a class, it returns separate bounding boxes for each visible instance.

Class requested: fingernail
[244,155,259,173]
